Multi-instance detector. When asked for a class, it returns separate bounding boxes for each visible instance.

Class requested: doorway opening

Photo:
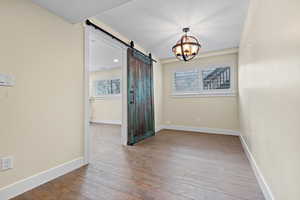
[85,26,128,164]
[84,22,156,164]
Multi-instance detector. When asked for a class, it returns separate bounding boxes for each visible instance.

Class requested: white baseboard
[161,125,240,136]
[155,126,164,133]
[239,136,275,200]
[0,157,85,200]
[91,120,122,125]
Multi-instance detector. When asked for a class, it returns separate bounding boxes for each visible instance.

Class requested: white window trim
[171,64,236,97]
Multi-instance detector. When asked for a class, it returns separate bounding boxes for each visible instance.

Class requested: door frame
[84,25,128,165]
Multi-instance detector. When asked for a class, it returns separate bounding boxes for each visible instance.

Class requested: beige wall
[162,53,240,131]
[0,0,84,188]
[239,0,300,199]
[90,68,122,122]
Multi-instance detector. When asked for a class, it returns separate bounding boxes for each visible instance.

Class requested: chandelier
[172,28,201,62]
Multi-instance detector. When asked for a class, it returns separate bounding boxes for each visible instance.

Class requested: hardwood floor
[13,124,265,200]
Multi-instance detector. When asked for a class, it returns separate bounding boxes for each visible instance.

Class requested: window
[172,65,235,96]
[93,78,121,97]
[202,67,231,90]
[174,70,200,93]
[111,79,121,94]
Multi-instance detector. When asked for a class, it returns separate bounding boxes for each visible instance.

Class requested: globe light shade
[172,28,201,62]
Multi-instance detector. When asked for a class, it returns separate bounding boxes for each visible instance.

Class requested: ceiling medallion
[172,27,201,62]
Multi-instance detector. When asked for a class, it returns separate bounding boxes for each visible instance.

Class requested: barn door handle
[130,90,135,104]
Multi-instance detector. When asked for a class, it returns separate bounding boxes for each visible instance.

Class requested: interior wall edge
[238,0,300,198]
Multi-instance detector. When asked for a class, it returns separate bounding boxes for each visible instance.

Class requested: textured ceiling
[95,0,249,59]
[31,0,132,23]
[31,0,249,59]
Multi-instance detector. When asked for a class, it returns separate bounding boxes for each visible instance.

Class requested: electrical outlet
[0,156,14,171]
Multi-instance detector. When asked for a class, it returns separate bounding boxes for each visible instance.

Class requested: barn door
[127,48,155,145]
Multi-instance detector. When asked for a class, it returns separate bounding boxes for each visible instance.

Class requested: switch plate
[0,156,14,171]
[0,74,15,87]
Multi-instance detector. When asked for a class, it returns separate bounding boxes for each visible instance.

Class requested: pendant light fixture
[172,28,201,62]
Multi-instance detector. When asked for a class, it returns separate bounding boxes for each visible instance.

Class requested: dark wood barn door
[127,48,155,145]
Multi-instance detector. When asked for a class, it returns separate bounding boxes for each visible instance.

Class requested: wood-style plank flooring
[13,124,264,200]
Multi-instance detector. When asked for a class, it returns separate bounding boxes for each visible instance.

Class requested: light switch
[0,74,15,87]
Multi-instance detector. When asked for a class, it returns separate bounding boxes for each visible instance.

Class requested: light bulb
[191,45,198,55]
[175,46,182,55]
[183,44,190,52]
